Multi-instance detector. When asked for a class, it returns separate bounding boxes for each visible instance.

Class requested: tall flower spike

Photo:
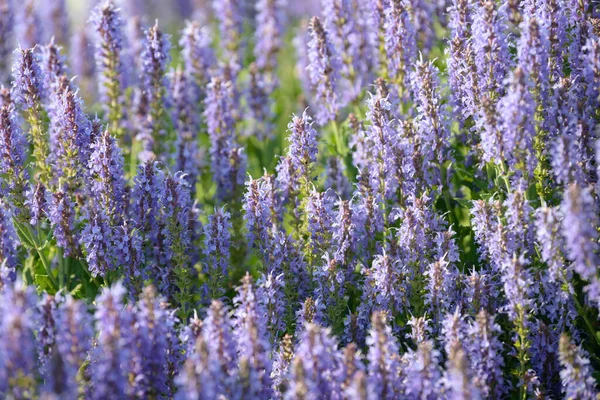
[364,92,401,201]
[243,176,274,252]
[12,46,51,183]
[467,310,506,398]
[561,184,600,308]
[81,205,115,277]
[517,17,550,126]
[87,128,127,224]
[287,110,319,188]
[202,300,239,397]
[366,311,404,399]
[46,186,77,257]
[0,0,13,83]
[245,62,273,140]
[257,272,286,345]
[212,0,243,67]
[411,58,450,186]
[51,85,92,185]
[307,16,341,124]
[0,200,18,285]
[292,323,342,397]
[0,98,29,220]
[498,67,537,177]
[558,334,599,399]
[51,295,93,397]
[203,207,231,300]
[424,257,457,334]
[40,0,69,46]
[0,282,38,398]
[90,0,128,139]
[90,283,132,399]
[204,76,245,201]
[405,340,441,398]
[170,67,201,192]
[179,20,215,103]
[384,0,417,98]
[131,161,165,235]
[472,0,510,98]
[156,172,193,311]
[322,0,363,104]
[138,21,171,160]
[254,0,285,88]
[133,286,182,398]
[233,275,273,398]
[306,188,335,253]
[13,0,40,48]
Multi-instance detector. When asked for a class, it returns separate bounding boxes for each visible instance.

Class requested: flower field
[0,0,599,398]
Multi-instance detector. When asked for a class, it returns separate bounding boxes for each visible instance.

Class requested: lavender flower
[243,176,275,251]
[472,0,510,97]
[0,200,18,284]
[170,67,201,190]
[467,310,506,398]
[51,86,92,184]
[204,76,245,201]
[202,300,239,397]
[0,0,13,83]
[322,0,362,104]
[0,99,29,217]
[81,206,115,277]
[12,46,51,182]
[404,340,441,399]
[384,0,416,96]
[179,20,215,103]
[90,283,131,399]
[424,257,457,333]
[203,207,231,300]
[87,128,127,223]
[558,334,599,399]
[254,0,285,86]
[291,323,342,397]
[233,275,273,398]
[52,295,93,397]
[287,110,319,186]
[212,0,243,67]
[0,282,38,398]
[517,17,550,123]
[257,272,286,345]
[411,58,450,185]
[13,0,40,49]
[131,161,165,234]
[90,1,128,137]
[306,188,335,253]
[561,183,600,308]
[40,0,69,46]
[307,16,341,124]
[46,186,77,257]
[366,311,404,399]
[138,21,171,159]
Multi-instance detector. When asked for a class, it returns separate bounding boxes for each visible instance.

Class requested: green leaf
[34,274,56,294]
[454,198,472,209]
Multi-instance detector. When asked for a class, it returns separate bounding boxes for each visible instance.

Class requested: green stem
[35,247,59,291]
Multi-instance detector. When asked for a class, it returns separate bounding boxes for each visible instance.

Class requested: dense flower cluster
[0,0,599,398]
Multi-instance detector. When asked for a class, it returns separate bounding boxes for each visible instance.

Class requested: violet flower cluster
[0,0,598,398]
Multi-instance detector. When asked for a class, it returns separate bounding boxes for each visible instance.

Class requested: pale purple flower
[466,310,506,398]
[561,183,600,307]
[307,16,341,124]
[366,311,404,399]
[558,334,599,399]
[203,207,231,300]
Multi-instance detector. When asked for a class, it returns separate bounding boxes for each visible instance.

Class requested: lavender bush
[0,0,599,398]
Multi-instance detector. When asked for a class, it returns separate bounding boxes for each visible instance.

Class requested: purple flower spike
[307,16,341,124]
